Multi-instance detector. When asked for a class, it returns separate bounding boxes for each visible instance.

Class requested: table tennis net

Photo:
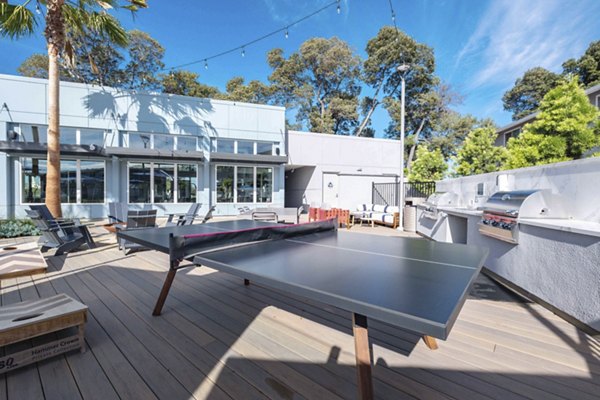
[169,218,338,261]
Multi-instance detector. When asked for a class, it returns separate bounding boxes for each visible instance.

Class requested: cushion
[383,214,396,224]
[371,212,386,221]
[356,204,366,211]
[373,205,386,212]
[386,206,399,213]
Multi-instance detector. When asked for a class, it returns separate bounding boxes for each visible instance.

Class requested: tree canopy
[455,126,507,176]
[502,67,563,120]
[563,40,600,88]
[505,77,599,168]
[408,146,447,182]
[160,70,220,98]
[267,37,361,134]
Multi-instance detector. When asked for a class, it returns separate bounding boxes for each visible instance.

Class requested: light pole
[397,63,409,231]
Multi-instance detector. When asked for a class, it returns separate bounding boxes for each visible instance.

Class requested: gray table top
[194,230,488,339]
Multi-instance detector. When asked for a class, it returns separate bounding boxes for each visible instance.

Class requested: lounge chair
[165,203,202,227]
[108,202,129,225]
[200,205,216,224]
[115,209,158,255]
[29,205,96,248]
[25,210,89,256]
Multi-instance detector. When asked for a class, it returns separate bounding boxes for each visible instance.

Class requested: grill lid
[425,192,460,207]
[482,190,570,219]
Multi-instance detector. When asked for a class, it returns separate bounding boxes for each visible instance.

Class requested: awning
[0,141,105,157]
[210,152,287,164]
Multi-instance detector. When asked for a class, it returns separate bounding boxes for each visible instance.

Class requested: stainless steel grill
[479,190,570,244]
[417,192,460,220]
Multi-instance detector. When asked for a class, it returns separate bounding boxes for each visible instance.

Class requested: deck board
[0,227,597,400]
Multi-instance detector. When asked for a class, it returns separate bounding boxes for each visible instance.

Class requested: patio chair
[29,205,96,249]
[165,203,202,227]
[108,202,129,225]
[200,205,216,224]
[115,209,158,255]
[25,210,88,256]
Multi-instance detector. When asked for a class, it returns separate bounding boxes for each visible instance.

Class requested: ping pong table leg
[352,313,374,400]
[422,335,439,350]
[153,267,178,316]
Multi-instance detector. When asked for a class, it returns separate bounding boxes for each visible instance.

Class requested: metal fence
[372,181,436,206]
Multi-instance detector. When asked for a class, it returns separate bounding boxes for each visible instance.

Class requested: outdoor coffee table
[359,217,377,227]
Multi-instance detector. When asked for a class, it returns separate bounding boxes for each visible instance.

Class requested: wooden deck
[0,227,599,399]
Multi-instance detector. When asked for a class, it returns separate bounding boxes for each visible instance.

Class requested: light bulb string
[162,0,340,72]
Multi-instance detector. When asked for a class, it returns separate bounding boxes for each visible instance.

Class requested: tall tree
[123,29,164,90]
[221,76,274,104]
[505,76,599,168]
[408,146,447,182]
[429,113,482,160]
[1,0,146,217]
[358,26,437,138]
[161,70,221,98]
[563,40,600,88]
[267,37,361,134]
[455,126,507,176]
[502,67,563,120]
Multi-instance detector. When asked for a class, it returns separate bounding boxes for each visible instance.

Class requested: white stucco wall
[286,131,402,209]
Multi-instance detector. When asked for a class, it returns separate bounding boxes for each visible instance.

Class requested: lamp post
[397,63,409,231]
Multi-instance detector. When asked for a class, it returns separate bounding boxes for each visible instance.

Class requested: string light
[35,3,41,14]
[162,0,340,72]
[388,0,401,44]
[241,47,245,57]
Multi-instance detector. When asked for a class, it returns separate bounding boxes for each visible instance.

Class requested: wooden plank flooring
[0,227,598,400]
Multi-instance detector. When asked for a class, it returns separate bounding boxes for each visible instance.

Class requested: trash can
[403,205,417,232]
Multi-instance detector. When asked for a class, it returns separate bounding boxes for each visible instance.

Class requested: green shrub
[0,219,40,238]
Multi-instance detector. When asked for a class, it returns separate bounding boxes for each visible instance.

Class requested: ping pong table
[117,218,488,400]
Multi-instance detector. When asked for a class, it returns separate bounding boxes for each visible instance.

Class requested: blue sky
[1,0,599,137]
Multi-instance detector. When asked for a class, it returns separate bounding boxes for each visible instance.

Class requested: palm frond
[0,2,37,39]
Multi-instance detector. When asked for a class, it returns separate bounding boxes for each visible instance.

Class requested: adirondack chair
[200,205,216,224]
[25,210,88,256]
[165,203,202,227]
[115,209,158,255]
[29,205,96,249]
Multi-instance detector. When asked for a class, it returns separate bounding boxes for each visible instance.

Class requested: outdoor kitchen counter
[436,207,483,217]
[518,218,600,238]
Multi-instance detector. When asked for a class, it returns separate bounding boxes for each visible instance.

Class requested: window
[80,129,105,146]
[21,158,105,204]
[216,166,234,203]
[217,139,235,153]
[177,164,197,203]
[177,136,197,152]
[153,163,174,203]
[129,162,151,203]
[60,160,78,203]
[257,142,273,155]
[216,165,273,204]
[256,167,273,203]
[236,166,254,203]
[80,161,105,203]
[237,141,254,154]
[61,127,78,145]
[129,133,152,149]
[22,158,47,203]
[154,135,174,151]
[20,125,47,144]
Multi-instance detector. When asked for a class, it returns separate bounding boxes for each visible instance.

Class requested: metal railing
[372,181,436,206]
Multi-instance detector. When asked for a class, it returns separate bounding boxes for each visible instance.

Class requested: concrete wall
[426,158,600,332]
[436,157,600,223]
[0,74,286,218]
[286,131,402,210]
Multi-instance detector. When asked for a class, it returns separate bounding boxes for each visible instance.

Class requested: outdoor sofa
[354,204,400,228]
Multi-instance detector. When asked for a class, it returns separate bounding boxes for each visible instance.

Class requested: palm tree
[0,0,146,217]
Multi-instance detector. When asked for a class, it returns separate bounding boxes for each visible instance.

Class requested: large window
[213,139,277,156]
[236,167,254,203]
[216,166,234,203]
[20,125,47,144]
[129,162,151,203]
[237,141,254,155]
[60,160,78,203]
[80,161,105,203]
[61,127,78,145]
[154,163,174,203]
[154,135,174,151]
[129,133,152,149]
[256,167,273,203]
[22,158,47,203]
[177,136,197,152]
[128,162,198,203]
[21,158,105,204]
[217,139,235,153]
[216,165,273,203]
[80,129,105,146]
[177,164,197,203]
[257,142,273,155]
[17,125,105,146]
